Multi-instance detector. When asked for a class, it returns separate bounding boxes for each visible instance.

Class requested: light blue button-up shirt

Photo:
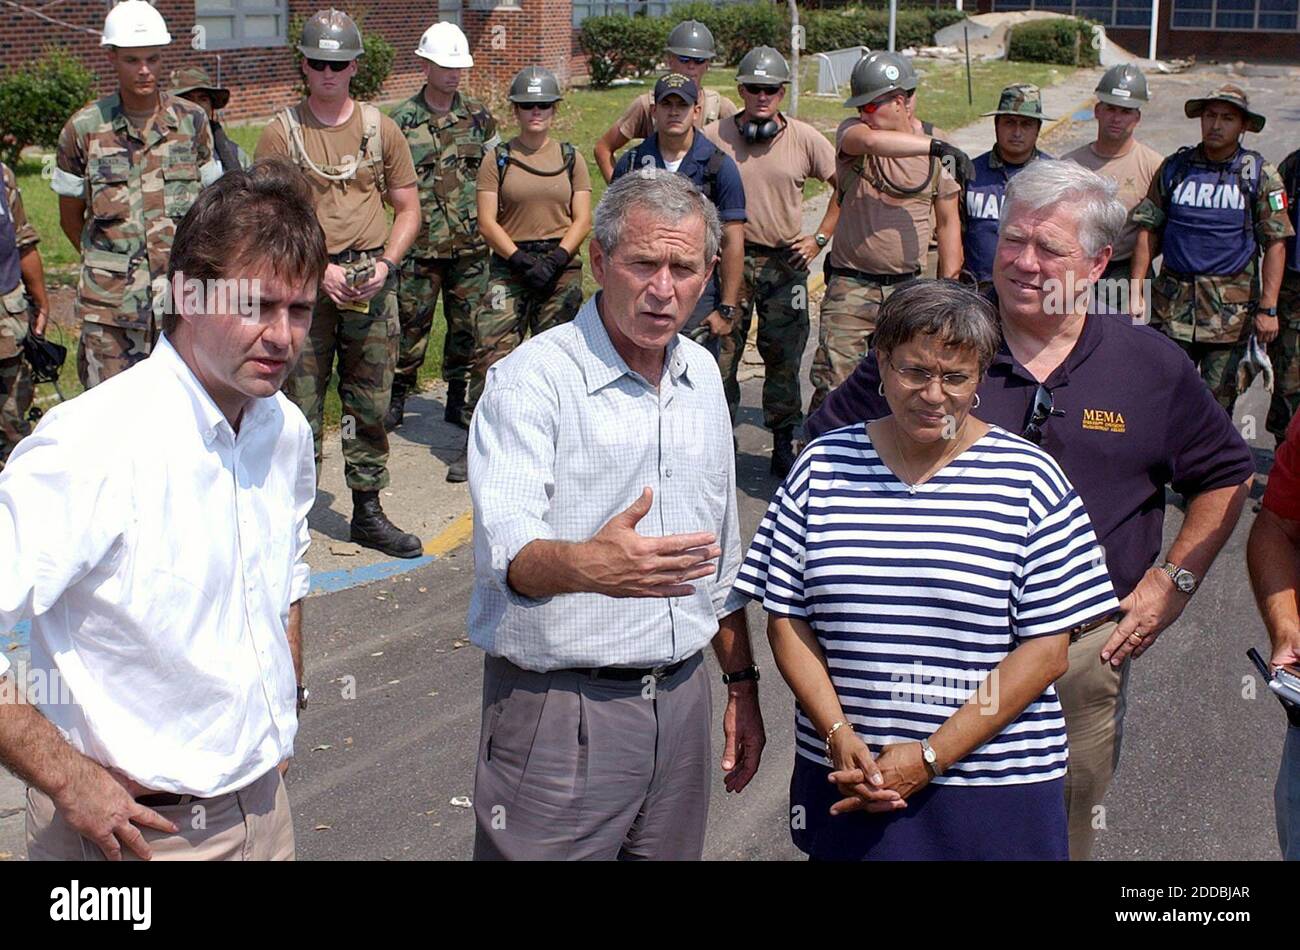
[467,294,742,672]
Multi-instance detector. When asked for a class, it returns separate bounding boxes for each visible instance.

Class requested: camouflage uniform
[1267,149,1300,442]
[391,89,497,426]
[50,92,217,389]
[286,287,399,491]
[468,256,585,411]
[718,246,809,430]
[0,162,39,469]
[809,271,907,410]
[1132,144,1293,410]
[259,98,415,494]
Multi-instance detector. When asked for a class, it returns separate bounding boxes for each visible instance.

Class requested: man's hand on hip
[721,680,765,793]
[579,487,720,598]
[1102,566,1190,666]
[52,757,179,861]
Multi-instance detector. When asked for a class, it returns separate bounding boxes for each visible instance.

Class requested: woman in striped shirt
[733,281,1118,860]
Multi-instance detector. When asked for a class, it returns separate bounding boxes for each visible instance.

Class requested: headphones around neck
[736,113,781,143]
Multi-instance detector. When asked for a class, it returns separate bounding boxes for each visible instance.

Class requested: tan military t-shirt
[830,118,960,274]
[476,138,592,243]
[256,99,418,255]
[703,115,836,248]
[1063,139,1163,262]
[617,89,738,141]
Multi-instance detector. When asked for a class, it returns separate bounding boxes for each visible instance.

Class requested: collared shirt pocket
[162,156,202,219]
[88,153,131,221]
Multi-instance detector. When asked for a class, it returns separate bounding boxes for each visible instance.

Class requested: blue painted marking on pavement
[1072,108,1094,121]
[1,619,30,653]
[308,554,437,595]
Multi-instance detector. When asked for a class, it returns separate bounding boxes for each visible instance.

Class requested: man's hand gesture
[580,488,721,598]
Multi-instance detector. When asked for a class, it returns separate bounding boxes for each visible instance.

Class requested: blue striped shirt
[732,423,1119,786]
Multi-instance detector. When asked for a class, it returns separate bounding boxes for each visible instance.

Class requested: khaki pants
[1057,620,1129,860]
[26,767,294,861]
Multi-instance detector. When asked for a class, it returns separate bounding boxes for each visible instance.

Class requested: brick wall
[1,0,582,126]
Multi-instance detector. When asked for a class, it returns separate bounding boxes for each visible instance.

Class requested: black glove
[522,247,571,291]
[508,249,541,275]
[930,139,975,185]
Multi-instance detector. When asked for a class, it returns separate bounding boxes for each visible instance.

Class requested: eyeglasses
[516,102,553,111]
[675,56,710,65]
[305,58,349,73]
[1021,384,1059,444]
[743,84,782,96]
[859,94,902,115]
[887,359,978,396]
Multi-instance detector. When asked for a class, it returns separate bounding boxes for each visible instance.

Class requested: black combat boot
[771,426,796,478]
[350,490,423,558]
[444,379,467,429]
[446,439,468,483]
[383,383,407,432]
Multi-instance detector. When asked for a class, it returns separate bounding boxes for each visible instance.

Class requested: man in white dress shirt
[0,158,324,861]
[468,169,765,860]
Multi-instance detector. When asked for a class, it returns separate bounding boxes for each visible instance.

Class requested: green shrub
[0,48,96,166]
[1007,17,1101,67]
[927,8,971,33]
[804,8,934,52]
[579,14,670,87]
[287,10,395,101]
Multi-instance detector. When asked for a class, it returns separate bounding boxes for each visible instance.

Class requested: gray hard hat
[736,46,790,85]
[509,66,562,103]
[298,8,363,62]
[666,19,717,59]
[845,51,910,109]
[1094,63,1149,108]
[863,49,918,92]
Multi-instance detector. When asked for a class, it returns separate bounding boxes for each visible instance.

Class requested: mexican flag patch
[1269,189,1289,212]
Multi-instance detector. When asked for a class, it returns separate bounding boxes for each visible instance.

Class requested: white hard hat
[415,22,473,68]
[102,0,172,47]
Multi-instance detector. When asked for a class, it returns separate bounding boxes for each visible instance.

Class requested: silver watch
[920,737,942,777]
[1160,561,1198,595]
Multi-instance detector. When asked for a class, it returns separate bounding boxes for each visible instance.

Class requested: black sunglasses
[676,56,710,65]
[305,58,350,73]
[743,83,782,95]
[516,102,554,111]
[1021,383,1061,444]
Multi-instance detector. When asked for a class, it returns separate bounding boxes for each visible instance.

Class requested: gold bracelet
[824,720,852,760]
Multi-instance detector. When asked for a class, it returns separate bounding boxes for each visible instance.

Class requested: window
[573,0,740,28]
[439,0,463,26]
[1171,0,1299,28]
[987,0,1152,27]
[194,0,288,51]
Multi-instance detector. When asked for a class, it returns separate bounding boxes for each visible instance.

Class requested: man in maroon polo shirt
[805,160,1254,860]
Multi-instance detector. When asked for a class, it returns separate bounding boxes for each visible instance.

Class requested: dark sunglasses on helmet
[743,84,782,96]
[305,58,350,73]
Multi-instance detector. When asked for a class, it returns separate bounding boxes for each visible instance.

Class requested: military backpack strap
[276,104,366,184]
[495,141,513,190]
[358,102,387,197]
[702,147,726,205]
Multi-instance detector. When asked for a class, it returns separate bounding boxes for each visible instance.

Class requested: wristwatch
[721,664,759,685]
[920,737,943,777]
[814,232,829,248]
[717,304,738,321]
[379,256,399,276]
[297,684,310,712]
[1259,306,1279,317]
[1160,561,1198,595]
